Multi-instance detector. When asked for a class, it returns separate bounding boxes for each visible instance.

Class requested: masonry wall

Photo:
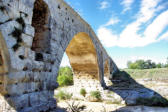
[0,0,119,111]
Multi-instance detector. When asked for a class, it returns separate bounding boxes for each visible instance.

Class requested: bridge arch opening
[58,32,101,91]
[31,0,51,61]
[66,32,99,79]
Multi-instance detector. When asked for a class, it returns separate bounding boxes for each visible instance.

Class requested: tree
[127,61,132,69]
[156,63,162,68]
[127,59,157,69]
[57,66,73,86]
[58,66,73,76]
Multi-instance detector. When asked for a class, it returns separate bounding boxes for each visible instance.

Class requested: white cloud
[158,31,168,41]
[97,0,168,48]
[99,1,109,9]
[137,0,161,23]
[97,27,118,47]
[104,17,120,26]
[144,10,168,40]
[121,0,134,13]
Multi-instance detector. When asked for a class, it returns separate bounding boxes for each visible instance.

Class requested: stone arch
[31,0,51,61]
[0,32,10,96]
[0,32,10,75]
[65,32,101,91]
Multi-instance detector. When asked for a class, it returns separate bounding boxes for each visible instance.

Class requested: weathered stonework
[0,0,119,111]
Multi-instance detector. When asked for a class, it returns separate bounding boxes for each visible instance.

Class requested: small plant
[55,91,72,101]
[66,101,86,112]
[16,17,25,28]
[80,88,87,97]
[10,16,26,51]
[10,27,23,51]
[90,91,102,101]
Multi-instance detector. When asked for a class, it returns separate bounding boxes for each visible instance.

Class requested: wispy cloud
[104,17,120,26]
[97,0,168,48]
[99,1,109,9]
[121,0,134,13]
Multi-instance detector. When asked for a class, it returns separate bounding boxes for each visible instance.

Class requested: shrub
[55,91,72,101]
[57,66,73,86]
[90,91,101,101]
[58,66,73,76]
[80,88,87,97]
[57,74,73,86]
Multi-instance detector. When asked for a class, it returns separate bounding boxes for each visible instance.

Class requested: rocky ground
[55,69,168,112]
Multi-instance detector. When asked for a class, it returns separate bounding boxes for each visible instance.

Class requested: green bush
[80,88,87,97]
[57,74,73,86]
[90,91,101,101]
[55,91,72,101]
[57,66,73,86]
[58,66,73,76]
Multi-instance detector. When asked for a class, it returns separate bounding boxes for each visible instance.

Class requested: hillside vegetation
[123,68,168,80]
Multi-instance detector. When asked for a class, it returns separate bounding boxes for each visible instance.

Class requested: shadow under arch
[64,32,103,91]
[108,70,168,107]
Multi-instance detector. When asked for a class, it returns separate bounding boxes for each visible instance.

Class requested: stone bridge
[0,0,119,111]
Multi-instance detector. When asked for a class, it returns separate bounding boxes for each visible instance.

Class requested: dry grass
[123,68,168,80]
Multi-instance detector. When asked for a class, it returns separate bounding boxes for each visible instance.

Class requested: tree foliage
[57,66,73,86]
[127,58,168,69]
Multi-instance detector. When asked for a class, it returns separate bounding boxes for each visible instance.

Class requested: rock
[23,24,35,37]
[21,34,33,47]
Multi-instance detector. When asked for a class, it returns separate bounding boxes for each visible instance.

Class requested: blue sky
[61,0,168,68]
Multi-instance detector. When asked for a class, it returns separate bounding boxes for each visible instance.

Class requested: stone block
[23,24,35,37]
[9,94,29,110]
[8,48,25,70]
[21,34,33,47]
[19,0,35,24]
[0,20,19,48]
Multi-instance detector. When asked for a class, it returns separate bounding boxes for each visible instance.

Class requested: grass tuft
[80,88,87,97]
[55,91,72,101]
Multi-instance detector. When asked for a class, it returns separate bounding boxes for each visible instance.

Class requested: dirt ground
[57,100,124,112]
